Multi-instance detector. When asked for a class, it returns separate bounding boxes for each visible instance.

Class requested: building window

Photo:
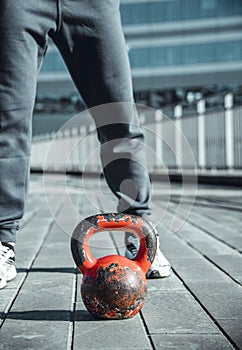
[40,51,67,72]
[120,0,242,25]
[216,41,242,62]
[129,40,242,68]
[166,0,182,21]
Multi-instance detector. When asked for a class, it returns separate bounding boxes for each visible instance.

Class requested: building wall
[37,0,242,97]
[121,0,242,91]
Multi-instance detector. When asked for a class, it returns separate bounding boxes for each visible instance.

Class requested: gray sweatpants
[0,0,151,242]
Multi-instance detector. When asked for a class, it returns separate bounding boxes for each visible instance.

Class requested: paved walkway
[0,174,241,350]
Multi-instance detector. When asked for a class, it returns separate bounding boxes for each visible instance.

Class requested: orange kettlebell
[71,213,157,319]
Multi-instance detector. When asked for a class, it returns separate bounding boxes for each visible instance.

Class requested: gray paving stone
[217,318,242,349]
[1,206,75,349]
[177,221,239,256]
[89,230,119,258]
[208,254,242,280]
[162,240,201,259]
[170,258,229,282]
[151,334,233,350]
[0,288,16,320]
[184,239,238,256]
[18,216,53,239]
[4,272,74,308]
[32,228,74,268]
[34,243,74,268]
[0,273,74,350]
[219,220,242,233]
[196,207,241,225]
[148,274,184,292]
[16,240,49,267]
[0,320,71,350]
[226,236,242,252]
[1,210,57,322]
[0,277,25,323]
[177,227,205,240]
[74,302,150,350]
[110,230,126,255]
[16,247,44,271]
[187,213,242,251]
[142,291,218,334]
[188,282,242,319]
[233,276,242,284]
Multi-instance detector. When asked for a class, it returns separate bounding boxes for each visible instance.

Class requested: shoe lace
[127,242,138,256]
[0,246,13,263]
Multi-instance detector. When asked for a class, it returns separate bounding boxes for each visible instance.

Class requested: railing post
[197,99,206,170]
[80,125,87,171]
[225,93,234,170]
[70,127,79,171]
[155,109,163,170]
[174,104,183,168]
[139,112,146,126]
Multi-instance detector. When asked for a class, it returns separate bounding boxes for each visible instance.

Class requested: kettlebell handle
[71,213,157,274]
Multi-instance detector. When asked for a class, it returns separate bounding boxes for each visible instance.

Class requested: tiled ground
[0,174,241,350]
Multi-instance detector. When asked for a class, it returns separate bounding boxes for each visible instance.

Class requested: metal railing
[31,94,242,174]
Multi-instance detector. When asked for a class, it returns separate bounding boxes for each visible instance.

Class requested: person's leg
[0,0,56,288]
[52,0,170,278]
[51,0,151,216]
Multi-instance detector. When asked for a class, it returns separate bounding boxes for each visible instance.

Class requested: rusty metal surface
[71,213,157,319]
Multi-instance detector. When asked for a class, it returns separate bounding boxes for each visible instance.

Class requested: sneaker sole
[0,266,17,289]
[0,278,7,289]
[125,249,172,279]
[146,270,171,279]
[7,265,17,282]
[146,266,171,279]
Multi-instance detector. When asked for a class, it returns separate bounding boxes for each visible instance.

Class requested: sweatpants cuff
[0,227,17,243]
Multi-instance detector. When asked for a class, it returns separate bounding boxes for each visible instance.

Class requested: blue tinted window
[41,52,67,72]
[148,2,166,22]
[129,40,242,68]
[235,0,242,13]
[182,0,199,20]
[198,43,216,63]
[150,46,166,66]
[217,0,235,16]
[183,45,198,64]
[121,3,149,25]
[120,0,240,25]
[199,0,217,18]
[166,0,182,21]
[167,46,182,65]
[129,47,150,67]
[216,41,242,62]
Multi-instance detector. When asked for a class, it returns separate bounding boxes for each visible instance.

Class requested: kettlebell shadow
[7,309,98,322]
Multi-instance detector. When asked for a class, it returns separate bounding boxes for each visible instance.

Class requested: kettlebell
[71,213,157,319]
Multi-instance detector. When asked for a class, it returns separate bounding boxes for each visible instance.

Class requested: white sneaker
[146,249,171,279]
[125,228,171,279]
[0,243,17,289]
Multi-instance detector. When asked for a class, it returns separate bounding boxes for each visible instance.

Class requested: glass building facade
[120,0,242,24]
[38,0,242,103]
[128,40,242,68]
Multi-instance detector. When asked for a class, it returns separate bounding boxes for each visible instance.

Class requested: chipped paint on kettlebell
[71,213,157,320]
[81,255,147,319]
